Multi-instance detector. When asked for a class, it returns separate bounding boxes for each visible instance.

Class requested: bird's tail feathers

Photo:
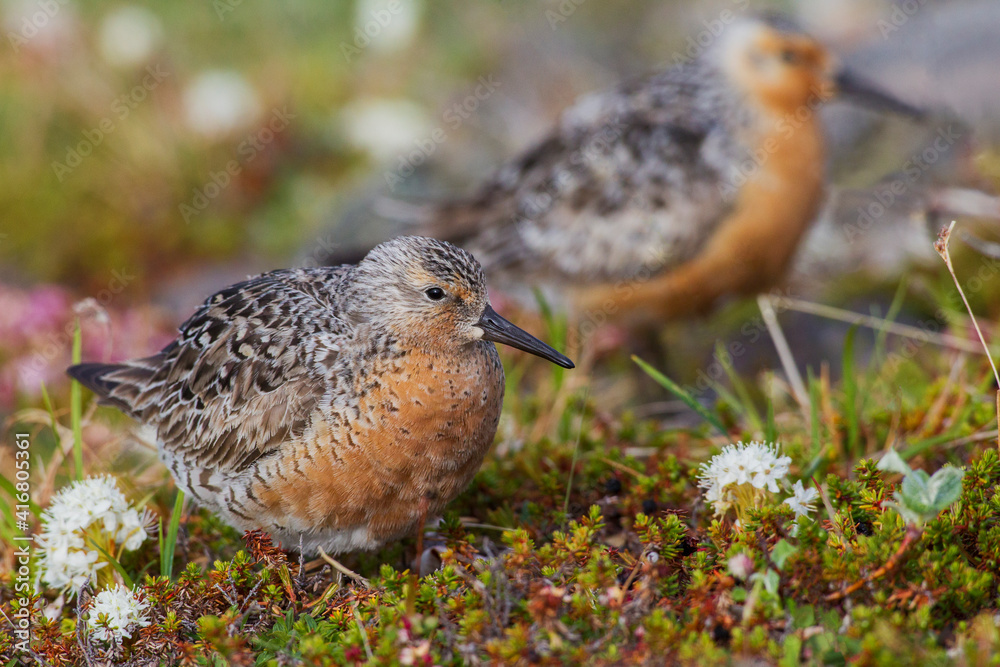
[66,360,158,418]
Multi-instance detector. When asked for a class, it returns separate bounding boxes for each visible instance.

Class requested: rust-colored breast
[251,340,504,545]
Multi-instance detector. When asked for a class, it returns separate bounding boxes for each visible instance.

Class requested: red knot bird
[380,14,925,321]
[67,236,574,555]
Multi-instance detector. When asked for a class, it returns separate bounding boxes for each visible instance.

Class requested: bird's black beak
[477,305,575,369]
[835,70,926,120]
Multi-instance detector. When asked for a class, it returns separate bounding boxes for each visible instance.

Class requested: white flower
[87,585,151,643]
[1,0,81,59]
[339,98,431,162]
[98,6,163,68]
[703,482,732,515]
[698,441,791,517]
[37,476,152,594]
[784,481,819,518]
[749,445,791,493]
[118,510,150,552]
[183,70,261,139]
[354,0,422,54]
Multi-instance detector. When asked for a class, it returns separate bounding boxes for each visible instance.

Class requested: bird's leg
[316,547,370,587]
[296,533,305,588]
[406,496,431,617]
[414,496,429,570]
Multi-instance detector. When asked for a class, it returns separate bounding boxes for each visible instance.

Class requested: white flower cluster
[87,584,151,643]
[784,480,819,518]
[698,441,817,520]
[699,441,791,515]
[37,476,152,592]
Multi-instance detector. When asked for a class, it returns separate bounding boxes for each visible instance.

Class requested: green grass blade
[533,287,567,392]
[808,368,821,457]
[70,319,84,481]
[633,356,727,436]
[764,373,777,443]
[0,473,42,517]
[161,489,185,579]
[716,341,763,431]
[87,538,134,588]
[39,381,62,442]
[801,448,828,480]
[157,516,163,573]
[842,326,860,457]
[701,377,744,419]
[561,391,589,527]
[0,496,18,543]
[872,277,909,369]
[901,432,960,459]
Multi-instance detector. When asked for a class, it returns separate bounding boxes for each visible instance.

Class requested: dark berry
[712,624,731,645]
[604,477,622,495]
[641,499,658,514]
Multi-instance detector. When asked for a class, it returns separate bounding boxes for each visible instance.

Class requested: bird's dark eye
[780,49,799,65]
[425,287,446,301]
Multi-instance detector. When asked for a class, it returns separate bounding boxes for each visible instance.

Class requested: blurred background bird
[328,14,925,326]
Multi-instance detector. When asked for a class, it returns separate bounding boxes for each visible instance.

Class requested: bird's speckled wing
[424,64,746,284]
[76,267,351,474]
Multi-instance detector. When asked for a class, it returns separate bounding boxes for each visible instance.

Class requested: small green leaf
[886,498,923,526]
[771,539,797,571]
[877,449,911,476]
[900,470,932,515]
[842,326,860,457]
[789,603,815,630]
[926,467,964,511]
[86,538,133,588]
[762,568,780,596]
[160,489,185,579]
[780,635,803,667]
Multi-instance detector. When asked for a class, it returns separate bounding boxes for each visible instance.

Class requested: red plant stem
[824,524,923,602]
